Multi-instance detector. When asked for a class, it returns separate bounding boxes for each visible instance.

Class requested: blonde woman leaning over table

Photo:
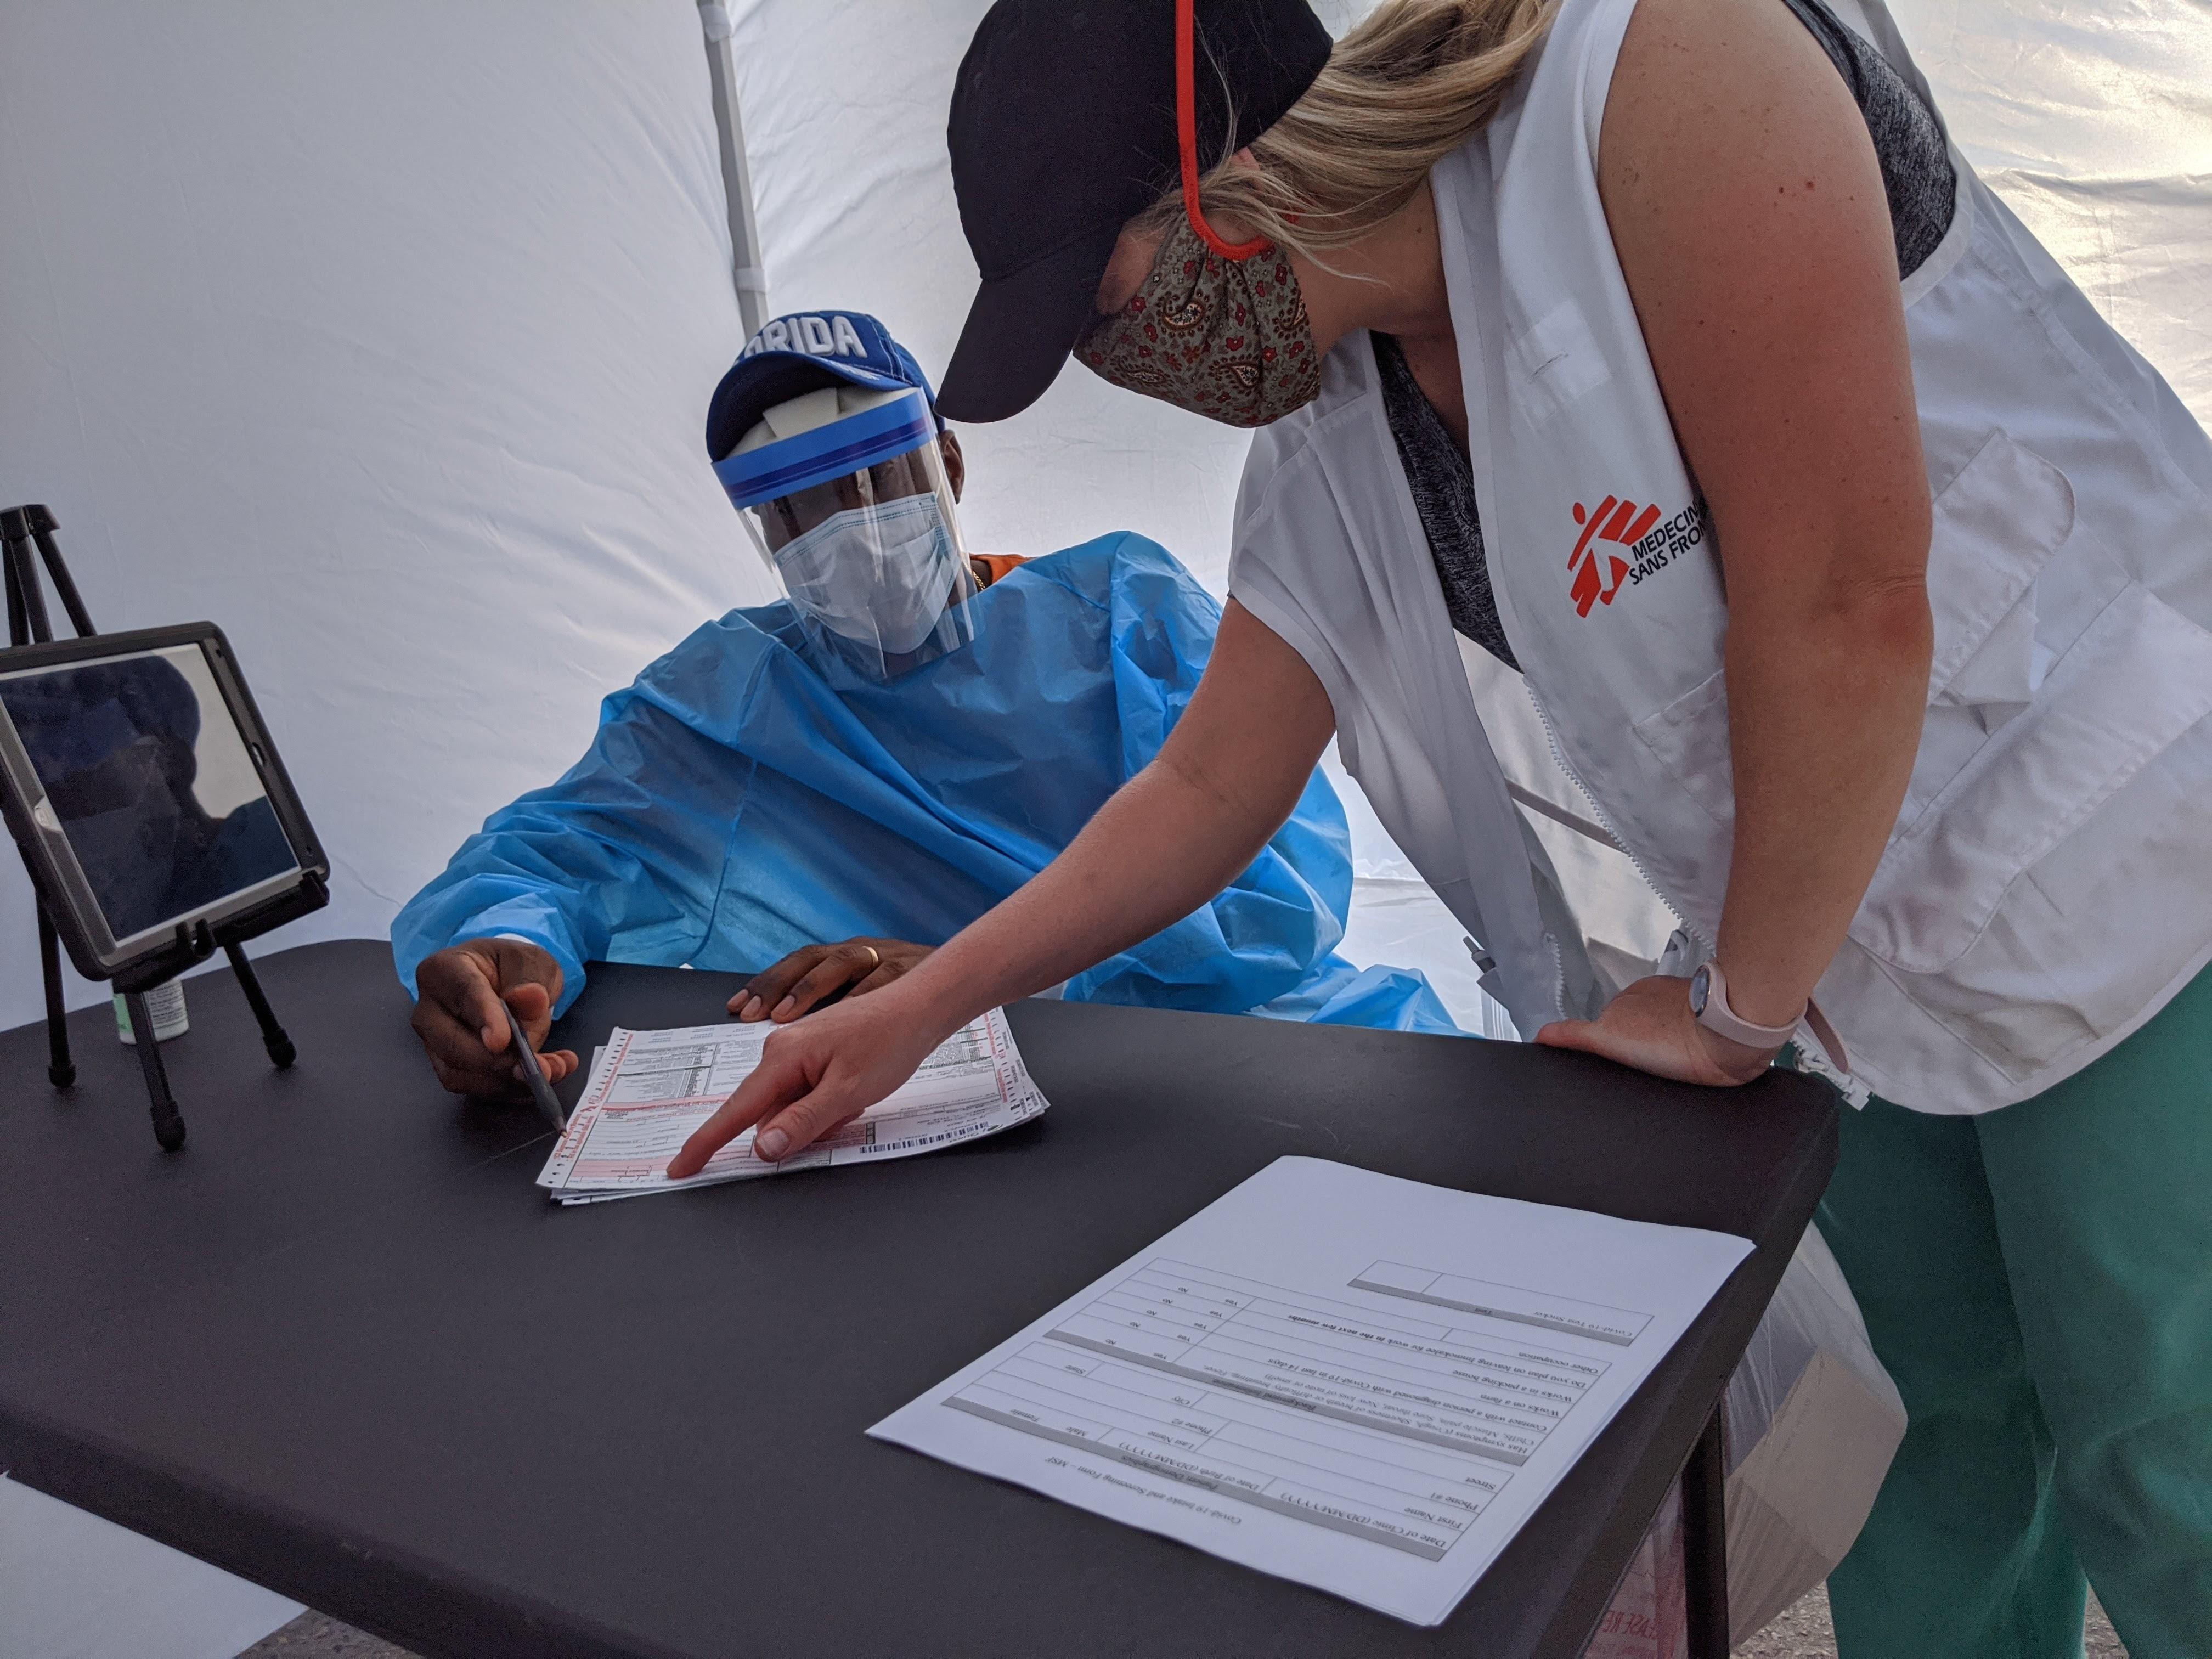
[669,3,2212,1653]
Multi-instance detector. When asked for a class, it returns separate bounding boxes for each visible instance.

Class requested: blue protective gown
[391,532,1458,1034]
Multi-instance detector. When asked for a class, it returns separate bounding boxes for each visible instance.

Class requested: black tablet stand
[3,503,309,1151]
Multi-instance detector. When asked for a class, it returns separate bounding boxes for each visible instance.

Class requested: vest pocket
[1894,430,2078,827]
[1626,431,2079,831]
[1850,580,2212,974]
[1507,301,1610,424]
[1625,428,2208,985]
[1629,665,1733,829]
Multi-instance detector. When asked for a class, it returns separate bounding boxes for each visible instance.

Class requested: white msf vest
[1229,0,2212,1113]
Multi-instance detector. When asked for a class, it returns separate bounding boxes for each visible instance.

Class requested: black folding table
[0,939,1836,1658]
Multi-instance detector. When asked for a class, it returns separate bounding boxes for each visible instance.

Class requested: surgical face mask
[772,491,975,673]
[1075,213,1322,427]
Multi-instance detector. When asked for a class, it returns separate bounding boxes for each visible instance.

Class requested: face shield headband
[714,387,938,514]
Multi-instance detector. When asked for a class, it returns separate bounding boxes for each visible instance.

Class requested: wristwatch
[1687,960,1801,1052]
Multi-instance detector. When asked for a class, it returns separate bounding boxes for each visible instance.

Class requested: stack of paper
[871,1158,1752,1626]
[534,1009,1048,1205]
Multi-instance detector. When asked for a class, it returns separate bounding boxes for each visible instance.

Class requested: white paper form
[534,1009,1047,1205]
[870,1157,1752,1626]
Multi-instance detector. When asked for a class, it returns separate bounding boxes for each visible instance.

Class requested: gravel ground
[238,1616,411,1657]
[1731,1584,2129,1657]
[245,1585,2131,1656]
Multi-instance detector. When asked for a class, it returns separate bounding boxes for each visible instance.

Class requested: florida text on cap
[938,0,1330,424]
[706,309,941,465]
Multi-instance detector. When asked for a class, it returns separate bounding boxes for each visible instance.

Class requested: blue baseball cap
[706,309,940,463]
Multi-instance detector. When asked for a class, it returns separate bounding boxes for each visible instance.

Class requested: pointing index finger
[668,1039,810,1178]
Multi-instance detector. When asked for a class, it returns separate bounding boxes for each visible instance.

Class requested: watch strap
[1692,961,1797,1048]
[1693,961,1852,1075]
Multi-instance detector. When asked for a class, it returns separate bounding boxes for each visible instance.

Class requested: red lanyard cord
[1176,0,1274,260]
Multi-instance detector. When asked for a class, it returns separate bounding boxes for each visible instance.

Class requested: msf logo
[1567,494,1707,618]
[1567,496,1659,618]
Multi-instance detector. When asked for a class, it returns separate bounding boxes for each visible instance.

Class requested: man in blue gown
[396,311,1454,1098]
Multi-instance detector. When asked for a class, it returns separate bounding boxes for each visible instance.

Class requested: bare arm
[1541,0,1932,1079]
[879,600,1335,1019]
[668,600,1336,1172]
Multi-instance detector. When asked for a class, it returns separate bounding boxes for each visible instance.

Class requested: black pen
[504,1000,567,1133]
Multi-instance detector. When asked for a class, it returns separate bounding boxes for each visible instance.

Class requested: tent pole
[698,1,769,337]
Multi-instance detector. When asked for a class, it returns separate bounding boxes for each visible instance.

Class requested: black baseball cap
[938,0,1332,423]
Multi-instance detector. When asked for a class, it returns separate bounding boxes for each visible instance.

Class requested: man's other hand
[411,938,579,1099]
[729,938,932,1023]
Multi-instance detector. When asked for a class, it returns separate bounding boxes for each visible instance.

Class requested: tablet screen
[0,643,300,945]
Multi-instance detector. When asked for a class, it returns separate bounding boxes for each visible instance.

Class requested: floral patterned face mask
[1076,215,1322,428]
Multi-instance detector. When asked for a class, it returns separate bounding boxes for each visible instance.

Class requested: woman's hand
[1536,975,1774,1087]
[668,980,957,1177]
[729,938,930,1023]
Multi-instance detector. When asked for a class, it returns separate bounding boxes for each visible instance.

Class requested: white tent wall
[0,2,768,1034]
[0,2,2206,1654]
[1890,0,2212,424]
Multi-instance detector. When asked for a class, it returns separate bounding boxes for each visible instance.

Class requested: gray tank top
[1379,0,1956,670]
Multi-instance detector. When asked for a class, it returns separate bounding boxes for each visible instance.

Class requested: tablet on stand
[1,505,329,1150]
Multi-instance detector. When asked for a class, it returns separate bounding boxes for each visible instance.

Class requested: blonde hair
[1147,0,1557,259]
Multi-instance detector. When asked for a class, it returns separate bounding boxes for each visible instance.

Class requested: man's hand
[729,938,931,1023]
[410,938,579,1100]
[1536,975,1776,1087]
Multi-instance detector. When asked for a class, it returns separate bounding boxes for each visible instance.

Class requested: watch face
[1689,965,1712,1017]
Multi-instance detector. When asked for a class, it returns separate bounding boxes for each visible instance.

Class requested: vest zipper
[1520,683,1866,1096]
[1520,680,1708,957]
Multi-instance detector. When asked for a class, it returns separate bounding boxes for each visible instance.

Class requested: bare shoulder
[1594,0,1928,594]
[1597,0,1887,280]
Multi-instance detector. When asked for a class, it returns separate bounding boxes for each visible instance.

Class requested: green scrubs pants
[1818,966,2212,1659]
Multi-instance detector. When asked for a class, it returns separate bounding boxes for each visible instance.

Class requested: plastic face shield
[713,386,977,680]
